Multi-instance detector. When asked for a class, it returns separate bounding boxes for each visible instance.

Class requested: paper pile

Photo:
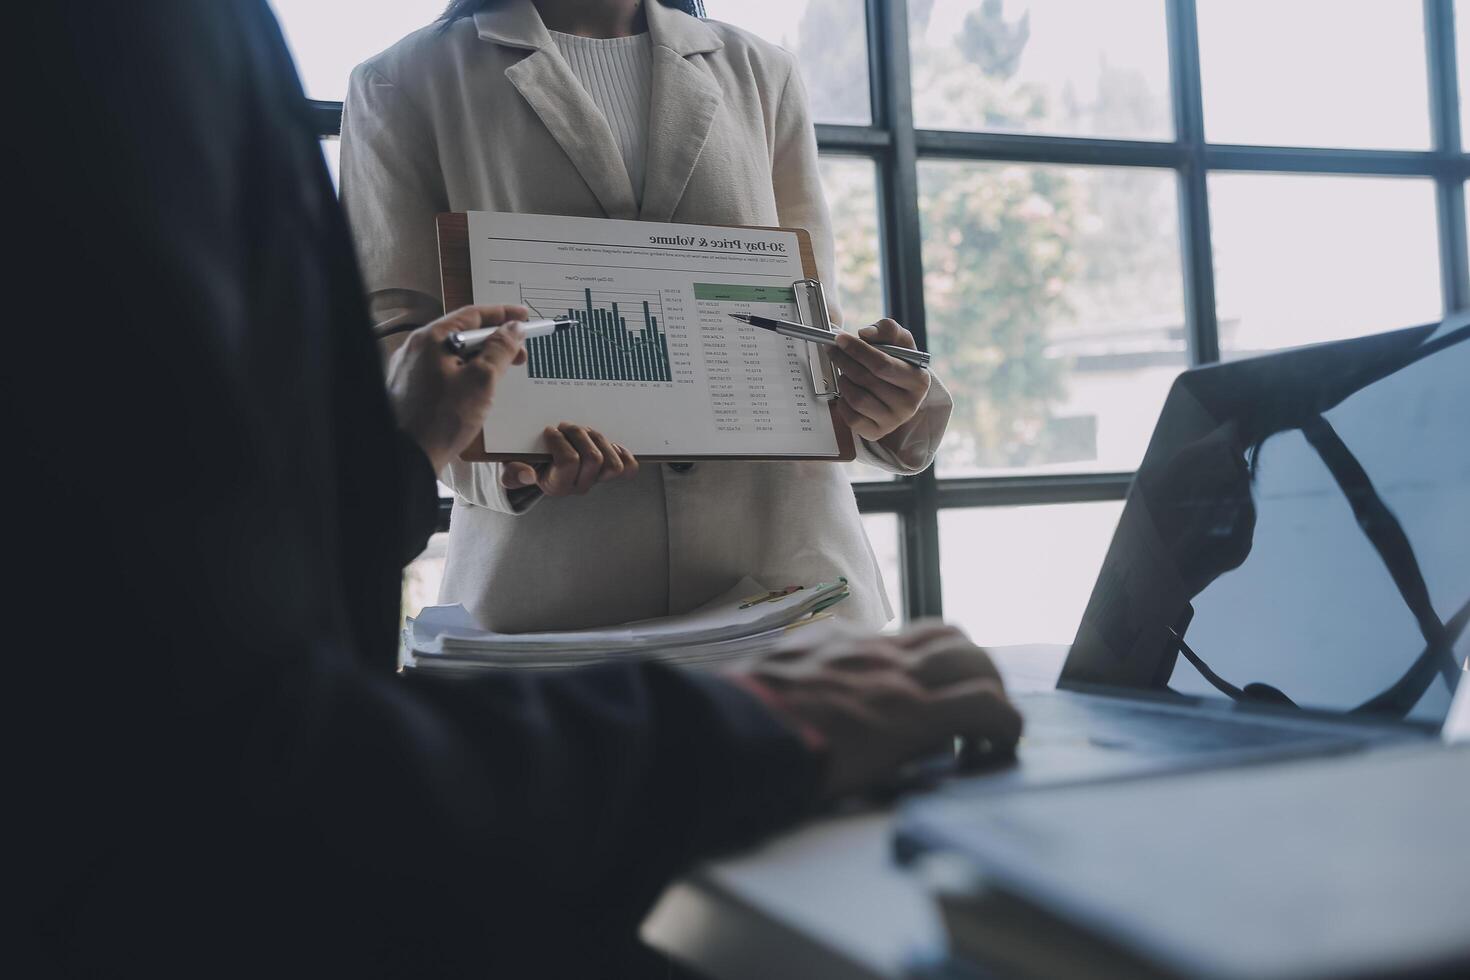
[402,576,849,671]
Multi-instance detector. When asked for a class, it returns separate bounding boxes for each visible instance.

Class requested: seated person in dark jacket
[13,3,1020,977]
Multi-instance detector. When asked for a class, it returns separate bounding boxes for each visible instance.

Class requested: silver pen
[726,313,932,370]
[447,317,577,355]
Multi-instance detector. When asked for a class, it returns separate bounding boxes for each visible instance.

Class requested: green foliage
[904,0,1075,468]
[789,0,1174,471]
[795,0,870,126]
[920,161,1075,466]
[819,158,884,327]
[957,0,1031,83]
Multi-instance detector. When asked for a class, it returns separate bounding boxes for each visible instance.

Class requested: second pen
[726,313,932,370]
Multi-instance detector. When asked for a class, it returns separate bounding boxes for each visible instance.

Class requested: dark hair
[440,0,706,23]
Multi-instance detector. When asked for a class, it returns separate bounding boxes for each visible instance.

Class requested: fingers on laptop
[929,679,1024,747]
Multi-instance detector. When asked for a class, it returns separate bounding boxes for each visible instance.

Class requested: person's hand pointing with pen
[386,304,531,472]
[828,319,932,442]
[382,302,636,496]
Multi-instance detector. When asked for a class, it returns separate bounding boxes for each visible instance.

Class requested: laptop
[895,316,1470,841]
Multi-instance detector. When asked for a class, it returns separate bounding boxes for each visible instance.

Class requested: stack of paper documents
[402,577,849,671]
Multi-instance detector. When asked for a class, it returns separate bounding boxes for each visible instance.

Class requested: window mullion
[1426,0,1470,312]
[871,0,942,620]
[1167,0,1220,366]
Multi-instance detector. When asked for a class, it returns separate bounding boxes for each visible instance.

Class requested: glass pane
[705,0,871,125]
[919,161,1186,476]
[909,0,1173,141]
[403,532,448,621]
[820,155,885,334]
[1198,0,1431,149]
[819,154,896,482]
[268,1,447,102]
[1460,1,1470,145]
[940,501,1123,647]
[1210,174,1441,357]
[861,512,904,627]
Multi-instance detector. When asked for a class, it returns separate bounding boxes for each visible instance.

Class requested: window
[1197,0,1431,150]
[705,0,873,126]
[819,155,887,333]
[909,0,1174,141]
[269,1,446,102]
[1460,1,1470,143]
[918,160,1185,475]
[940,501,1122,646]
[819,154,899,483]
[1210,174,1441,355]
[289,0,1470,628]
[861,513,904,624]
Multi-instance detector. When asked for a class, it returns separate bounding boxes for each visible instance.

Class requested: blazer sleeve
[769,53,952,476]
[341,62,533,515]
[339,63,446,332]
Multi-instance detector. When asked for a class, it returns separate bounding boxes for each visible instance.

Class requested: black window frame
[311,0,1470,621]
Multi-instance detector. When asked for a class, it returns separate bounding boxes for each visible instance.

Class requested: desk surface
[642,644,1070,980]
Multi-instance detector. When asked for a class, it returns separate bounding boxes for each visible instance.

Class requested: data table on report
[466,211,842,458]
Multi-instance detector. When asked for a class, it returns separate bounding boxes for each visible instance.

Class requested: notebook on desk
[910,743,1470,980]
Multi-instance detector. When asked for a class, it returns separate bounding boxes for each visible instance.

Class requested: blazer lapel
[639,2,725,222]
[478,3,639,220]
[505,53,639,219]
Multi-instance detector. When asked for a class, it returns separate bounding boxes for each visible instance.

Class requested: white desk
[643,645,1069,980]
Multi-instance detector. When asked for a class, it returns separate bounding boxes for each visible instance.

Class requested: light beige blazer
[340,0,952,631]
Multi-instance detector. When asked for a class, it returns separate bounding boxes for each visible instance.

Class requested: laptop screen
[1062,319,1469,728]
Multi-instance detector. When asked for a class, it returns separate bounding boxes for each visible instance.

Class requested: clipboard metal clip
[792,278,840,401]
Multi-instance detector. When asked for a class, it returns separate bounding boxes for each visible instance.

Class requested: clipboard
[436,212,856,463]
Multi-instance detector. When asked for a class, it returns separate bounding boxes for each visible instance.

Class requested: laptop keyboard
[1015,693,1345,755]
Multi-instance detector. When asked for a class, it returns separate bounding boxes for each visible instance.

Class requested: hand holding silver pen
[726,313,932,369]
[728,313,934,442]
[383,304,534,473]
[376,314,576,355]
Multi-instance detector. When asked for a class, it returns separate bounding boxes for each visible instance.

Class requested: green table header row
[693,283,798,304]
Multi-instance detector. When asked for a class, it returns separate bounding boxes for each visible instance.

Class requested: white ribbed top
[550,31,653,204]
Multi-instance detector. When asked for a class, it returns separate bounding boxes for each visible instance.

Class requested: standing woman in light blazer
[340,0,953,632]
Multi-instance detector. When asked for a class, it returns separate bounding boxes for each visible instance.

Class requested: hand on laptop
[735,622,1023,801]
[387,305,530,472]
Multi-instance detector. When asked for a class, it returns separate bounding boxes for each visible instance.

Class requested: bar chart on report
[521,286,673,383]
